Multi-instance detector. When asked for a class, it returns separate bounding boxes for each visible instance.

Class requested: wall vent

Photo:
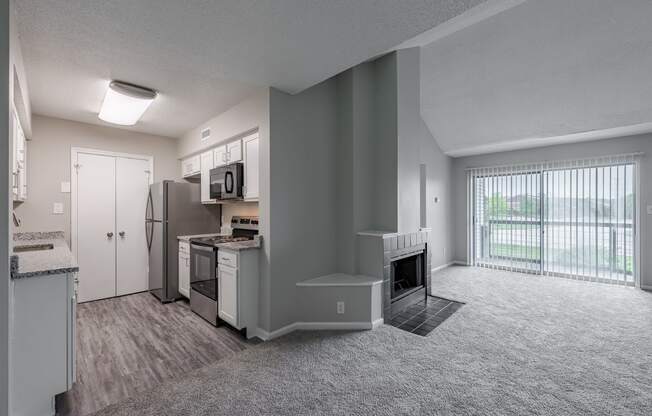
[201,128,211,142]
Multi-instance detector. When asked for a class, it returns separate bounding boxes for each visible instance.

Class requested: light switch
[53,202,64,215]
[61,181,71,193]
[647,205,652,215]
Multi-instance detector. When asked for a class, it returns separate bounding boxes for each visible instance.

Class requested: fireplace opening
[391,252,424,302]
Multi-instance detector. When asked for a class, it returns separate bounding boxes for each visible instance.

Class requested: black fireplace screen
[391,252,424,301]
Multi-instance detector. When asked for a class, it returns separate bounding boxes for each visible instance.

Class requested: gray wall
[268,82,339,330]
[420,0,652,156]
[395,48,454,266]
[13,115,179,245]
[452,134,652,288]
[267,49,455,332]
[1,1,10,413]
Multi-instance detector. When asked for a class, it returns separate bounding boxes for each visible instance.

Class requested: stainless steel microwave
[209,162,244,200]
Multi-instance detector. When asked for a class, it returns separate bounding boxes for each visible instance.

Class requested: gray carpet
[93,266,652,415]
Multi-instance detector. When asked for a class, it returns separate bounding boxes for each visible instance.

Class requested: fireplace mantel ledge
[357,228,432,239]
[297,274,382,287]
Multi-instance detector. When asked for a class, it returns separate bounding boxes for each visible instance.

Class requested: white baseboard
[254,319,382,341]
[453,260,469,266]
[371,318,384,329]
[295,321,375,331]
[431,262,454,274]
[641,284,652,291]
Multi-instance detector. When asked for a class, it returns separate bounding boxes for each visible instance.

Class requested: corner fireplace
[390,249,426,317]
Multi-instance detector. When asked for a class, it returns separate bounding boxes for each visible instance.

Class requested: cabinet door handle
[119,231,125,237]
[107,232,114,238]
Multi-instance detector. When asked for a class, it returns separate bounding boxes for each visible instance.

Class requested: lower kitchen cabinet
[178,241,190,298]
[216,248,259,334]
[218,264,238,326]
[11,272,77,416]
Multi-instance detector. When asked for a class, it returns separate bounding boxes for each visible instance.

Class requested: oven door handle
[191,244,215,253]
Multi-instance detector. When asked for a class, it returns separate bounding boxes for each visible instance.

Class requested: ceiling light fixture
[98,81,157,126]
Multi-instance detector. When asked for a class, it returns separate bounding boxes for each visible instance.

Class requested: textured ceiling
[16,0,487,138]
[420,0,652,156]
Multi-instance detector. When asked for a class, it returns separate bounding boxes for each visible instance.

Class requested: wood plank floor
[56,292,251,416]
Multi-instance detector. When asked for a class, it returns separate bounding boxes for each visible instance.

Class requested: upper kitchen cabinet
[12,107,27,202]
[243,133,259,200]
[214,139,242,168]
[181,154,200,178]
[200,150,215,203]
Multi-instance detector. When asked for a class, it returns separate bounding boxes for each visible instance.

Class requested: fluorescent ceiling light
[98,81,157,126]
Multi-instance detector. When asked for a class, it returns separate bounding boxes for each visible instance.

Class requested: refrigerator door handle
[146,189,154,221]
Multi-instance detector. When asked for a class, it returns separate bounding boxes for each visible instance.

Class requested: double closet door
[74,150,152,303]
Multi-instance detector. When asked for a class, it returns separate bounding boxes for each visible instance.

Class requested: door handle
[119,231,125,237]
[107,232,114,238]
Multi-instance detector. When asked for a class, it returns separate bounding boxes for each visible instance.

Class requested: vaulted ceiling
[16,0,488,138]
[420,0,652,156]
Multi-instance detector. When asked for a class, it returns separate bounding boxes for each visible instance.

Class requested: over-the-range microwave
[209,162,244,200]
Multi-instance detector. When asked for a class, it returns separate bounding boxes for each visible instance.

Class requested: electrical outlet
[336,301,345,314]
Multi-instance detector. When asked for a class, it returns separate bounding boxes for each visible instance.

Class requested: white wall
[178,90,272,332]
[452,134,652,288]
[14,115,179,245]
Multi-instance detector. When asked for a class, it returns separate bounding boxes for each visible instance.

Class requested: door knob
[107,232,114,238]
[119,231,125,237]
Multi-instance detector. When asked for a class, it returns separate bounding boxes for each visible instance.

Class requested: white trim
[431,262,454,274]
[252,320,383,341]
[641,285,652,292]
[394,0,526,50]
[70,147,154,260]
[447,122,652,158]
[453,260,469,266]
[357,230,397,239]
[296,274,382,287]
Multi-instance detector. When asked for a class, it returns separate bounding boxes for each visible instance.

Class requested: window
[467,154,639,286]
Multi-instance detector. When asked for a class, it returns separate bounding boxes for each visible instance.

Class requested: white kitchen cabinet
[214,140,242,168]
[226,140,242,162]
[243,134,259,200]
[12,108,27,202]
[216,248,259,336]
[11,272,77,416]
[218,264,238,327]
[178,241,190,298]
[213,145,227,168]
[181,154,201,178]
[200,150,215,203]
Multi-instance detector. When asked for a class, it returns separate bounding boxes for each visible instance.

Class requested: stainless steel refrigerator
[146,181,220,303]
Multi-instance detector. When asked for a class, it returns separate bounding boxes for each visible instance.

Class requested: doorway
[71,148,153,302]
[469,155,639,286]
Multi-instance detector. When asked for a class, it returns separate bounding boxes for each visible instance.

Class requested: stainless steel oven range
[189,216,258,326]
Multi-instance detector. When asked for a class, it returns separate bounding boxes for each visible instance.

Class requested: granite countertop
[11,231,79,279]
[177,233,226,241]
[214,236,262,251]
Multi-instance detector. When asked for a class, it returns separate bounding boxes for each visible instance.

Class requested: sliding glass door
[470,157,637,286]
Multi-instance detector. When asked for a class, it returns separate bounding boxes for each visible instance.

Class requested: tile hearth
[388,296,464,336]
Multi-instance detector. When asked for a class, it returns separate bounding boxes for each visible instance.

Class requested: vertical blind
[466,153,640,286]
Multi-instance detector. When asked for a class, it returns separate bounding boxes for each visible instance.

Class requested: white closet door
[77,153,116,302]
[116,157,150,296]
